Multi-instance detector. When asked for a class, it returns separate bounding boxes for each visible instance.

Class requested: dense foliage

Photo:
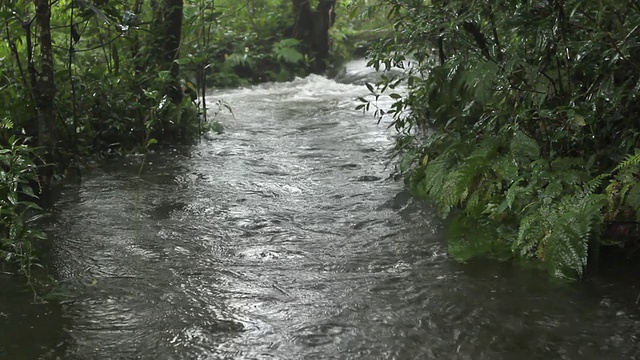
[0,137,45,277]
[363,0,640,278]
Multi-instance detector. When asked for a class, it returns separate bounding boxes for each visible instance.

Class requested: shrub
[0,136,46,278]
[364,0,640,278]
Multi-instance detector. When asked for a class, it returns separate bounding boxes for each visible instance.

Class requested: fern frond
[514,210,546,257]
[441,169,470,216]
[421,157,449,196]
[510,130,540,161]
[605,153,640,220]
[448,213,511,261]
[504,179,525,210]
[541,193,605,279]
[0,118,13,130]
[439,136,503,216]
[624,184,640,218]
[491,155,519,183]
[614,150,640,172]
[542,180,563,202]
[582,173,606,195]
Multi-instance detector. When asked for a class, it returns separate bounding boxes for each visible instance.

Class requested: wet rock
[356,175,382,182]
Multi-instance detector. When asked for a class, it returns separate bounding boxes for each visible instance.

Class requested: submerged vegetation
[361,0,640,278]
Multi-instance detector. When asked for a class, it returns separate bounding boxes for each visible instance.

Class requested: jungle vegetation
[0,0,383,278]
[361,0,640,278]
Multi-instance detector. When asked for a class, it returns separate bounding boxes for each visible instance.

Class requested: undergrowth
[363,0,640,279]
[0,136,45,279]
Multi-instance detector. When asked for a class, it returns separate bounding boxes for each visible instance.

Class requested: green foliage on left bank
[0,137,45,278]
[0,0,214,276]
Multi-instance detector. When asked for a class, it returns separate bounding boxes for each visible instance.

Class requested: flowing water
[1,60,640,359]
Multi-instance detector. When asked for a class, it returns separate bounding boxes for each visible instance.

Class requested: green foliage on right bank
[362,0,640,278]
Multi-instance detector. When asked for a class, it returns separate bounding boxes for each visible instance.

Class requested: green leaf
[510,130,540,160]
[7,192,17,205]
[365,82,375,93]
[175,57,193,65]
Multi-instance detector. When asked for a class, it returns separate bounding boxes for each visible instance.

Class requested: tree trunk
[131,0,145,76]
[292,0,336,73]
[313,0,336,59]
[291,0,312,38]
[29,0,56,185]
[162,0,183,103]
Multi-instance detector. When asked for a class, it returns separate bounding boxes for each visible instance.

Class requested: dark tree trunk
[147,0,183,102]
[313,0,336,56]
[162,0,183,103]
[131,0,145,76]
[292,0,336,73]
[28,0,56,186]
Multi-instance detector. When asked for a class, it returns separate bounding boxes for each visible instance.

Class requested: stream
[1,59,639,359]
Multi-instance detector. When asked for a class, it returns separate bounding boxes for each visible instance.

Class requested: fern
[414,129,608,278]
[510,130,540,161]
[418,157,448,199]
[373,0,640,279]
[606,150,640,220]
[272,38,304,64]
[441,169,471,216]
[491,154,519,183]
[514,209,546,257]
[449,213,512,262]
[543,193,605,279]
[583,173,606,195]
[0,117,13,130]
[514,191,605,279]
[613,150,640,172]
[625,184,640,217]
[494,178,528,215]
[417,136,503,217]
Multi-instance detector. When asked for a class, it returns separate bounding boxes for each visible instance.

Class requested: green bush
[0,136,45,278]
[365,0,640,278]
